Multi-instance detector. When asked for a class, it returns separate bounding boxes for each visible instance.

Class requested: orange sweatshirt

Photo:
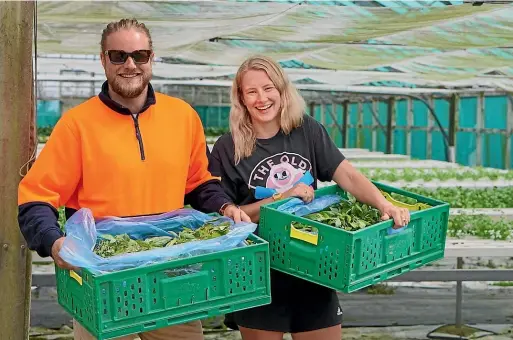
[18,84,231,257]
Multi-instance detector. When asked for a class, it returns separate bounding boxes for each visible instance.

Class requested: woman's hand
[282,183,315,203]
[379,203,410,228]
[222,204,252,223]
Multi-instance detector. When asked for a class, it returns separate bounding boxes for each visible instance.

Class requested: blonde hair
[101,18,153,52]
[230,55,305,164]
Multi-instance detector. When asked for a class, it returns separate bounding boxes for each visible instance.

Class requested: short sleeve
[308,117,345,182]
[208,135,240,203]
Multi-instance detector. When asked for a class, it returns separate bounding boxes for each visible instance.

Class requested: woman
[208,55,410,340]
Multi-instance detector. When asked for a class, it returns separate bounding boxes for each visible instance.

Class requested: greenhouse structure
[3,2,513,338]
[35,0,513,169]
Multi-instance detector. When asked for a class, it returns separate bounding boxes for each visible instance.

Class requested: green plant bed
[448,214,513,241]
[405,187,513,208]
[360,168,513,182]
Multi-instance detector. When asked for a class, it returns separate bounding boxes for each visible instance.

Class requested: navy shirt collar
[98,81,156,115]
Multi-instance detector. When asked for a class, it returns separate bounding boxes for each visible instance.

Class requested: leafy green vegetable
[94,220,231,258]
[293,197,382,232]
[94,234,155,258]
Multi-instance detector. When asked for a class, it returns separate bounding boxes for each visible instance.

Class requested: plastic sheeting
[35,1,513,89]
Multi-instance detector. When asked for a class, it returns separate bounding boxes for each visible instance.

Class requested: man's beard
[109,72,152,99]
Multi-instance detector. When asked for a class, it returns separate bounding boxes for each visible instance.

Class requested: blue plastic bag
[276,194,342,217]
[58,208,257,274]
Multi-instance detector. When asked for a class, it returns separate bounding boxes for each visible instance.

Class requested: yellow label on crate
[290,225,319,245]
[70,270,83,285]
[381,191,430,211]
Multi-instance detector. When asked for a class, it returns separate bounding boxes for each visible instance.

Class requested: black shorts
[224,269,343,333]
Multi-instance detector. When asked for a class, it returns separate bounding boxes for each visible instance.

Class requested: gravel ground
[29,324,513,340]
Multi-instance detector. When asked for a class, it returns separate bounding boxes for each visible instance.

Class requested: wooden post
[0,2,35,339]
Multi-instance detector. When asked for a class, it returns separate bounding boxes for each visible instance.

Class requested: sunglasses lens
[132,50,151,63]
[108,50,127,64]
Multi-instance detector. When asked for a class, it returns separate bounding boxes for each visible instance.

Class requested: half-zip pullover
[18,81,232,257]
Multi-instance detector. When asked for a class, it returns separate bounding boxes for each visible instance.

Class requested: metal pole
[326,102,345,147]
[309,102,315,118]
[505,94,513,170]
[455,257,464,328]
[0,2,35,339]
[448,94,459,163]
[386,97,395,154]
[342,101,349,148]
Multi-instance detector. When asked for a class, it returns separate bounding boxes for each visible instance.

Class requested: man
[18,18,249,340]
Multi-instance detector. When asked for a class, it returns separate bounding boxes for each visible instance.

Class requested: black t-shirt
[208,115,345,206]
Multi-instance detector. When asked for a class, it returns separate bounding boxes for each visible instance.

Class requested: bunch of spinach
[94,220,231,258]
[292,197,382,233]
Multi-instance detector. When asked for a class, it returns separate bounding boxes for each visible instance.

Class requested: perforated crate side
[57,234,271,340]
[259,182,450,293]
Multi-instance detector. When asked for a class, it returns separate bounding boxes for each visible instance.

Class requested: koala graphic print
[208,115,346,207]
[248,152,313,199]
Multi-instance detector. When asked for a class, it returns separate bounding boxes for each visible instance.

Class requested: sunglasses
[104,50,152,65]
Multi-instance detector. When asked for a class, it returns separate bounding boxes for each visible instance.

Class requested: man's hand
[222,204,251,223]
[51,237,77,270]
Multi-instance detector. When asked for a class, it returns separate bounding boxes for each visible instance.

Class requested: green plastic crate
[259,182,449,293]
[56,234,271,340]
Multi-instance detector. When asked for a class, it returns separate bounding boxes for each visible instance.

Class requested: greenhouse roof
[36,0,513,91]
